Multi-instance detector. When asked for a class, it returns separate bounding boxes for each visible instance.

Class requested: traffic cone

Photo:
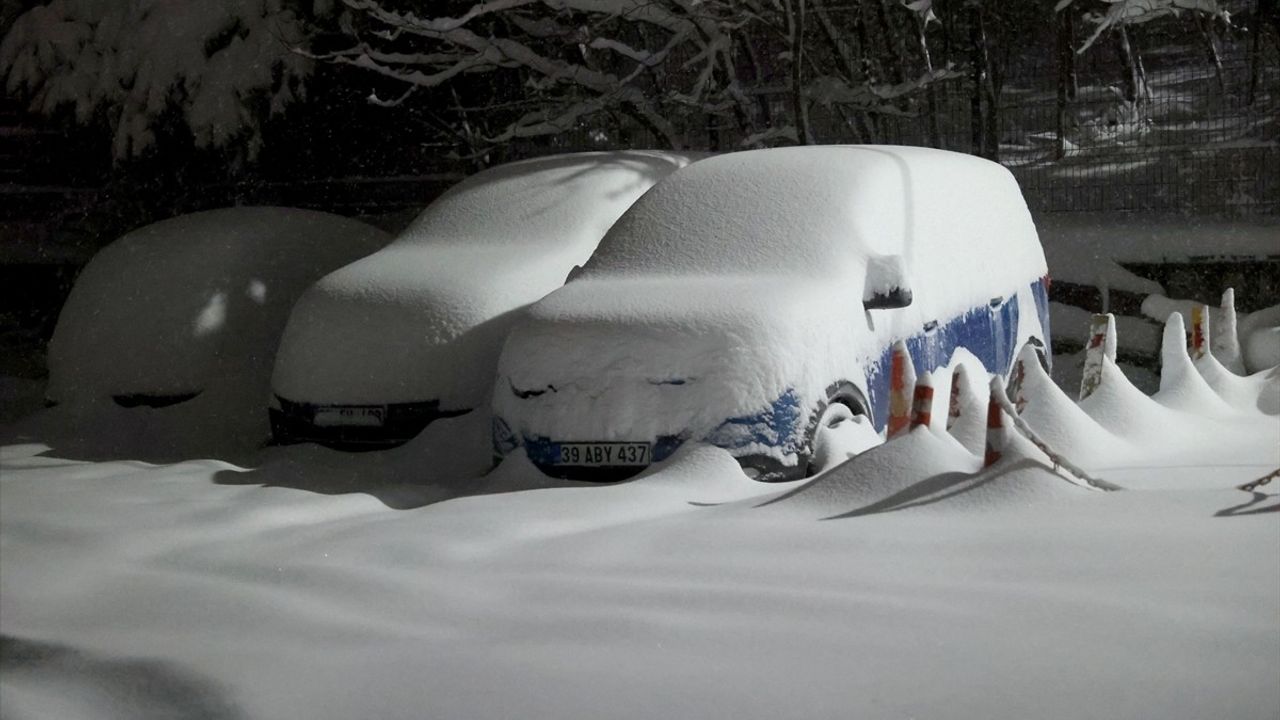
[1157,311,1231,412]
[886,340,916,440]
[910,372,935,430]
[983,380,1005,468]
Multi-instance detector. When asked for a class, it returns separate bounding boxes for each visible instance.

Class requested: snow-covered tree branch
[0,0,317,159]
[322,0,958,153]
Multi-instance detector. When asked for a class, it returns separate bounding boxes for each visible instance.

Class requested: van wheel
[804,385,876,477]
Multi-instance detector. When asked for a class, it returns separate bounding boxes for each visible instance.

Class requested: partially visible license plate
[313,406,386,427]
[555,442,650,467]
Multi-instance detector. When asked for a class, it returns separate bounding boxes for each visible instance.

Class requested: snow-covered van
[269,151,701,447]
[492,146,1052,480]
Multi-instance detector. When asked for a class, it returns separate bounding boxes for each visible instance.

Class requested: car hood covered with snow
[495,274,865,443]
[46,207,389,404]
[271,151,700,409]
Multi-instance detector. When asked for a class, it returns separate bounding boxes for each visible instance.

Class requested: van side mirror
[863,254,913,310]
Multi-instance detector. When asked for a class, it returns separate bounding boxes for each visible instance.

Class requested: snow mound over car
[498,146,1050,471]
[272,151,697,409]
[47,207,389,405]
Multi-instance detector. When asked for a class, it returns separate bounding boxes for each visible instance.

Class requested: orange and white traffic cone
[886,340,916,440]
[983,382,1004,468]
[909,372,934,430]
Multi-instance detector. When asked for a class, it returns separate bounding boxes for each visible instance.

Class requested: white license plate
[555,442,650,467]
[313,407,386,427]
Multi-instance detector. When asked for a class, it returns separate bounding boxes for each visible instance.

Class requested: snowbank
[46,208,389,405]
[271,151,697,409]
[4,407,1276,720]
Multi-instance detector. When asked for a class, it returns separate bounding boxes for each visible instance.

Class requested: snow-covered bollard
[887,340,916,440]
[1190,304,1210,360]
[910,372,935,430]
[1078,313,1117,401]
[1213,288,1245,375]
[983,379,1005,468]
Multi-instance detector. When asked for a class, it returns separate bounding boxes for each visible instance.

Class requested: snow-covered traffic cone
[1212,288,1246,375]
[983,379,1005,468]
[947,365,987,455]
[1078,313,1116,401]
[909,372,935,430]
[1156,312,1230,413]
[1190,304,1210,361]
[1013,342,1118,461]
[887,340,916,440]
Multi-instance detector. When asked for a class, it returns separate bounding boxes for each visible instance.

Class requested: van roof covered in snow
[579,145,1045,311]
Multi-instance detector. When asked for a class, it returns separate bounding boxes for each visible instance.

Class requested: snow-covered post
[1213,288,1245,374]
[910,371,935,430]
[1078,313,1116,401]
[988,376,1122,491]
[1190,304,1210,360]
[887,340,917,440]
[1159,312,1196,393]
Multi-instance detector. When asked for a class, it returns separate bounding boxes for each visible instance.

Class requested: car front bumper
[270,395,469,449]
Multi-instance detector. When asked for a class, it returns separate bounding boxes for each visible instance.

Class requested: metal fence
[803,35,1279,216]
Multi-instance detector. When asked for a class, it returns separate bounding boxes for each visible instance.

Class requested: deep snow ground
[1,357,1278,720]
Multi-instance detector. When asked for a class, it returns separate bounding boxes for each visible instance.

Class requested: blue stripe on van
[864,289,1023,432]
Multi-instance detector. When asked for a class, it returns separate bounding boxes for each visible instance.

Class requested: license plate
[313,406,386,427]
[555,442,650,467]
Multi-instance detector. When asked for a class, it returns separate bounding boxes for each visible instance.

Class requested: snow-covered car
[492,146,1052,481]
[268,151,700,447]
[47,207,389,410]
